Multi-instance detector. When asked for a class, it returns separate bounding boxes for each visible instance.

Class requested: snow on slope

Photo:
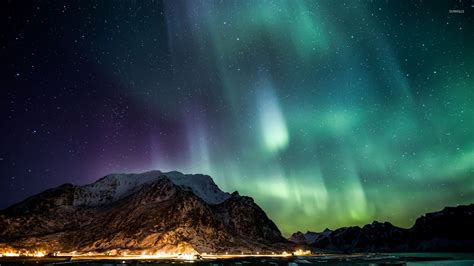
[73,170,230,206]
[164,171,231,204]
[304,228,333,244]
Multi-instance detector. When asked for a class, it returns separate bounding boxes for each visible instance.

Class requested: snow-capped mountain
[72,170,231,206]
[0,171,287,254]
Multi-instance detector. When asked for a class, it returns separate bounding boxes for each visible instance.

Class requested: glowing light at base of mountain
[2,252,20,257]
[33,251,46,257]
[0,249,314,259]
[294,249,311,256]
[0,250,47,257]
[177,253,196,260]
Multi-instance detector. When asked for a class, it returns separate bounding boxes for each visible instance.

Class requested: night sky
[1,0,473,236]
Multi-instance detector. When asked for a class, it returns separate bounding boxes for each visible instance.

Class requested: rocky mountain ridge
[289,204,474,252]
[0,171,287,254]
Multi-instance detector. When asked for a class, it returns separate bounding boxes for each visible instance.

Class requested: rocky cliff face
[0,171,287,254]
[289,204,474,252]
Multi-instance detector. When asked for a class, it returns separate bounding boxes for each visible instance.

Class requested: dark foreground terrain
[1,253,474,265]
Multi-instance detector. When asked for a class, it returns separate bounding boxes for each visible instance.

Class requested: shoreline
[1,252,474,264]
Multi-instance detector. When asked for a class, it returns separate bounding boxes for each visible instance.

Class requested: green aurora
[2,0,473,237]
[158,1,474,235]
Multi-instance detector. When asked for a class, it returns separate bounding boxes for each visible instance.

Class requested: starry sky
[1,0,473,236]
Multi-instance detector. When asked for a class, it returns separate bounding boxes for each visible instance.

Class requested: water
[1,253,474,265]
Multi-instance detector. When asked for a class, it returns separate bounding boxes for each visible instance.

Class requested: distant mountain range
[1,170,472,255]
[289,204,474,252]
[0,171,287,254]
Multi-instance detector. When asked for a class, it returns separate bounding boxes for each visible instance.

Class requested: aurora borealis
[1,0,473,236]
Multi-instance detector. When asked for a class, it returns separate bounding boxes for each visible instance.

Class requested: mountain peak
[73,170,230,206]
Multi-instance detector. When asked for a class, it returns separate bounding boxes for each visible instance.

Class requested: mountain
[0,171,287,255]
[289,204,474,252]
[288,231,307,245]
[288,228,332,245]
[409,204,474,251]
